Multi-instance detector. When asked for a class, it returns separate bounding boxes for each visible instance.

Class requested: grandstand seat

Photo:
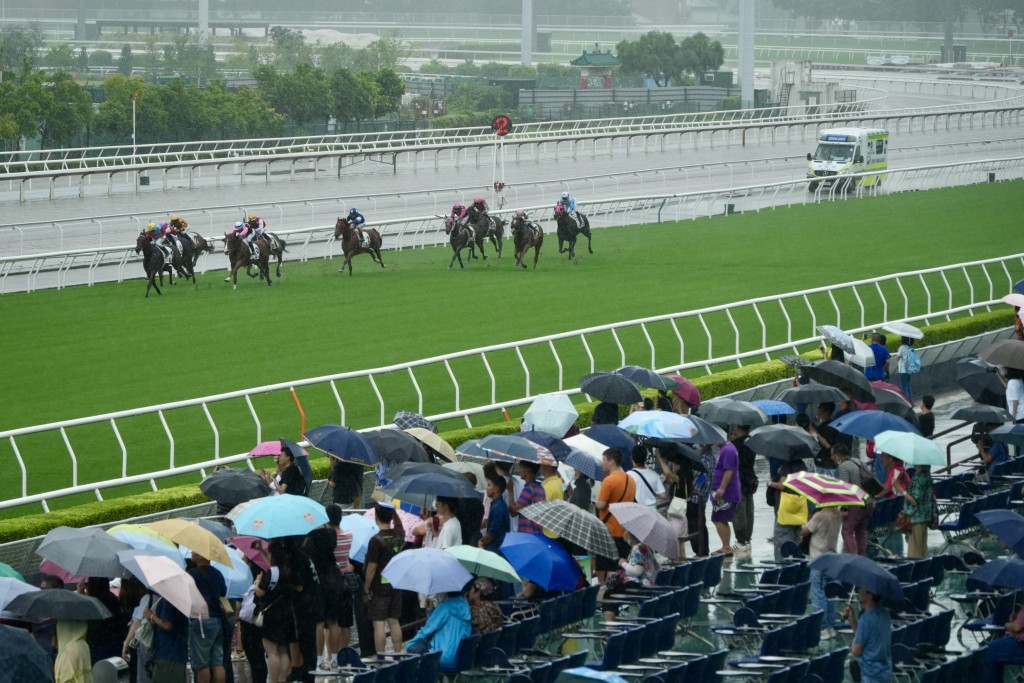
[415,650,442,683]
[586,629,629,670]
[497,621,521,658]
[516,615,541,653]
[439,634,480,677]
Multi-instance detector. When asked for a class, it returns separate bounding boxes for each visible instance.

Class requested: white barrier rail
[1,251,1021,512]
[2,155,1022,294]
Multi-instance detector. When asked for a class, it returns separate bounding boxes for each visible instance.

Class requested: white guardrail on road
[2,156,1022,294]
[1,251,1022,512]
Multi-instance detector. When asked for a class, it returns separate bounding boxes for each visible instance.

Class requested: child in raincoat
[55,620,93,683]
[404,592,471,669]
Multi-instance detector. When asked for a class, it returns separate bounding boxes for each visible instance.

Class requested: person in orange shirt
[594,448,636,582]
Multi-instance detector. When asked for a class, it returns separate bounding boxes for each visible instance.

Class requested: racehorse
[470,213,505,259]
[181,232,215,270]
[444,217,478,270]
[334,218,385,276]
[510,215,544,269]
[224,232,272,289]
[444,215,481,261]
[553,204,593,260]
[261,232,287,277]
[135,232,171,298]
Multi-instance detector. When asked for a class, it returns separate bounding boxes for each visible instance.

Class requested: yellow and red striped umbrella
[783,471,867,508]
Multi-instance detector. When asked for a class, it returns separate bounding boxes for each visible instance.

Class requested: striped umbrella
[783,471,867,508]
[479,434,557,465]
[517,500,619,559]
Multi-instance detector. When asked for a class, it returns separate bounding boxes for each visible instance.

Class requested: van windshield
[813,143,855,162]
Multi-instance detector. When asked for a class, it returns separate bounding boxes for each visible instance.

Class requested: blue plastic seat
[587,629,628,670]
[497,621,521,657]
[516,615,541,652]
[439,634,480,676]
[415,650,442,683]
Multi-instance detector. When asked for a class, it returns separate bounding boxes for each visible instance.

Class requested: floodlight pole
[521,0,533,65]
[737,0,755,110]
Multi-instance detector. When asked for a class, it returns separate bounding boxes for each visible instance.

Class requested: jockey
[169,215,191,244]
[245,213,268,246]
[157,220,183,258]
[468,197,489,225]
[514,208,540,239]
[450,203,469,229]
[347,208,368,245]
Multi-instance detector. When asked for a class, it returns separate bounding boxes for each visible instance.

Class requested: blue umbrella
[233,494,329,539]
[108,530,186,568]
[565,450,606,482]
[514,431,573,461]
[831,410,921,440]
[989,424,1024,448]
[0,624,55,683]
[499,532,581,592]
[557,669,629,683]
[181,546,254,599]
[455,438,489,459]
[381,548,473,595]
[751,400,796,417]
[975,510,1024,556]
[303,424,378,466]
[341,515,379,564]
[585,425,636,468]
[809,552,904,603]
[1014,278,1024,295]
[619,410,700,439]
[281,439,314,489]
[970,557,1024,590]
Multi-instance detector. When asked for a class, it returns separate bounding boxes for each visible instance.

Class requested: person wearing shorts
[710,440,741,556]
[363,503,406,654]
[594,448,637,581]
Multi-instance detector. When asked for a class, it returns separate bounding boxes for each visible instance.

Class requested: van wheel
[807,181,820,192]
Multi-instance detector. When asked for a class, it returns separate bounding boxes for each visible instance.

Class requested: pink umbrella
[783,472,867,508]
[37,559,83,585]
[364,506,421,544]
[664,374,701,408]
[870,381,911,403]
[248,441,286,457]
[228,536,270,572]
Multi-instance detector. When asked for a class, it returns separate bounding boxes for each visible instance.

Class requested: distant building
[569,48,622,90]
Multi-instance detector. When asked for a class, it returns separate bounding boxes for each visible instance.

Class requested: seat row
[717,645,849,683]
[654,554,726,593]
[714,610,825,655]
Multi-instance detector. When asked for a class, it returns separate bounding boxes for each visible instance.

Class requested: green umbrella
[445,545,521,584]
[0,562,24,582]
[873,430,945,466]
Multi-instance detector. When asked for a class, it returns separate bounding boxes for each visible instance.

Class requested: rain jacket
[405,596,471,669]
[54,620,93,683]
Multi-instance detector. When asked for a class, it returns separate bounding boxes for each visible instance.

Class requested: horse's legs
[231,264,240,290]
[584,225,593,254]
[476,233,487,261]
[374,247,385,268]
[275,254,282,278]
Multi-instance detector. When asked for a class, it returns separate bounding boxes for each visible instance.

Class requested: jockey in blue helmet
[347,208,367,245]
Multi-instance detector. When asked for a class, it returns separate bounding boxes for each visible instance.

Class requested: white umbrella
[847,337,876,368]
[0,578,39,619]
[118,551,209,619]
[442,461,487,492]
[564,434,608,459]
[882,322,924,340]
[609,502,680,560]
[523,393,579,437]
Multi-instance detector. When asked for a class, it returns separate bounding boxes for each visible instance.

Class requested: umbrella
[279,439,314,490]
[846,337,877,369]
[364,428,429,465]
[145,519,233,567]
[565,434,613,460]
[249,440,288,457]
[579,371,643,405]
[393,410,437,433]
[779,355,813,368]
[383,472,482,501]
[227,536,270,572]
[303,424,379,466]
[783,472,867,508]
[803,361,876,403]
[818,325,856,354]
[585,425,637,456]
[615,366,676,391]
[873,430,944,466]
[107,527,185,568]
[0,578,38,618]
[565,450,606,481]
[664,374,702,407]
[381,548,473,595]
[36,560,82,586]
[751,400,796,417]
[870,381,911,404]
[746,424,819,462]
[951,404,1013,424]
[778,384,849,406]
[199,468,271,507]
[809,553,904,602]
[0,562,23,581]
[882,322,924,340]
[455,438,490,459]
[523,394,580,437]
[117,551,210,618]
[1015,279,1024,295]
[956,357,1006,407]
[699,399,769,428]
[979,339,1024,371]
[608,502,680,560]
[831,411,921,440]
[499,532,581,592]
[232,494,329,540]
[180,546,253,599]
[873,393,919,426]
[619,411,701,440]
[363,506,420,546]
[0,623,54,682]
[186,518,233,543]
[340,515,380,564]
[684,415,731,445]
[969,558,1024,591]
[1002,293,1024,308]
[479,434,556,465]
[513,431,573,461]
[989,424,1024,448]
[6,589,112,621]
[646,439,707,472]
[445,546,521,584]
[442,461,487,491]
[517,500,618,559]
[36,526,132,579]
[382,461,461,486]
[975,509,1024,557]
[405,428,457,462]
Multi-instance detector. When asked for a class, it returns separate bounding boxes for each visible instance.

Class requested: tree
[77,47,89,73]
[616,31,684,86]
[678,32,725,76]
[224,86,284,138]
[269,26,309,70]
[330,68,376,125]
[418,61,450,75]
[372,68,405,116]
[43,44,76,72]
[316,41,358,73]
[255,62,330,126]
[90,50,114,68]
[357,33,408,71]
[0,24,43,73]
[93,75,167,143]
[118,45,134,76]
[37,71,93,147]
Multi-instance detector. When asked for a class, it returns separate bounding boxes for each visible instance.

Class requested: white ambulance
[806,128,889,191]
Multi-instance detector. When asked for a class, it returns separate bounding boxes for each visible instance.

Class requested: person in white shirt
[628,459,668,509]
[431,497,463,549]
[1001,368,1024,422]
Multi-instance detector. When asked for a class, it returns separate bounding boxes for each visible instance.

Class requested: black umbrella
[579,371,643,405]
[199,468,271,508]
[646,438,707,472]
[803,361,875,403]
[951,404,1013,424]
[777,383,849,406]
[36,527,132,578]
[699,399,769,429]
[979,339,1024,371]
[873,393,920,426]
[0,624,54,682]
[384,472,481,500]
[746,424,819,462]
[615,365,676,391]
[364,428,430,465]
[680,414,729,445]
[380,463,469,508]
[393,410,438,433]
[6,589,112,621]
[304,424,379,466]
[513,431,573,461]
[956,357,1007,407]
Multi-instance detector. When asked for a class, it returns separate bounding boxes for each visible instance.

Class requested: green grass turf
[0,182,1021,515]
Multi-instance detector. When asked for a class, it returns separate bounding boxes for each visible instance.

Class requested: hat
[377,501,396,510]
[561,191,569,198]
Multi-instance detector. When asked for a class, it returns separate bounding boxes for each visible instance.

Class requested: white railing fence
[1,252,1021,512]
[3,156,1022,294]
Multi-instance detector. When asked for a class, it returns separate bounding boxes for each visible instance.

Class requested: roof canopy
[570,49,622,67]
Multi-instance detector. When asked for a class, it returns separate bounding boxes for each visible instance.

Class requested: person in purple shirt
[710,440,741,557]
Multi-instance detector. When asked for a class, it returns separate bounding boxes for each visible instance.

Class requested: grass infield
[0,182,1020,514]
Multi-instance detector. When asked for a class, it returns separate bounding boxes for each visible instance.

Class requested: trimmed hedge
[0,309,1012,543]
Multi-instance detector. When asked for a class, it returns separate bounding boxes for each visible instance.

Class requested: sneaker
[732,543,752,557]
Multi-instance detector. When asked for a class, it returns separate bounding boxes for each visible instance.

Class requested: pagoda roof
[570,50,622,67]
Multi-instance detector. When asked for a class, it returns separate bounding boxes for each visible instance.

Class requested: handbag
[895,511,913,534]
[238,585,258,624]
[667,496,688,519]
[131,597,160,650]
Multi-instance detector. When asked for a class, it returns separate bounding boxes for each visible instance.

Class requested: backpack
[851,458,884,498]
[905,347,922,374]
